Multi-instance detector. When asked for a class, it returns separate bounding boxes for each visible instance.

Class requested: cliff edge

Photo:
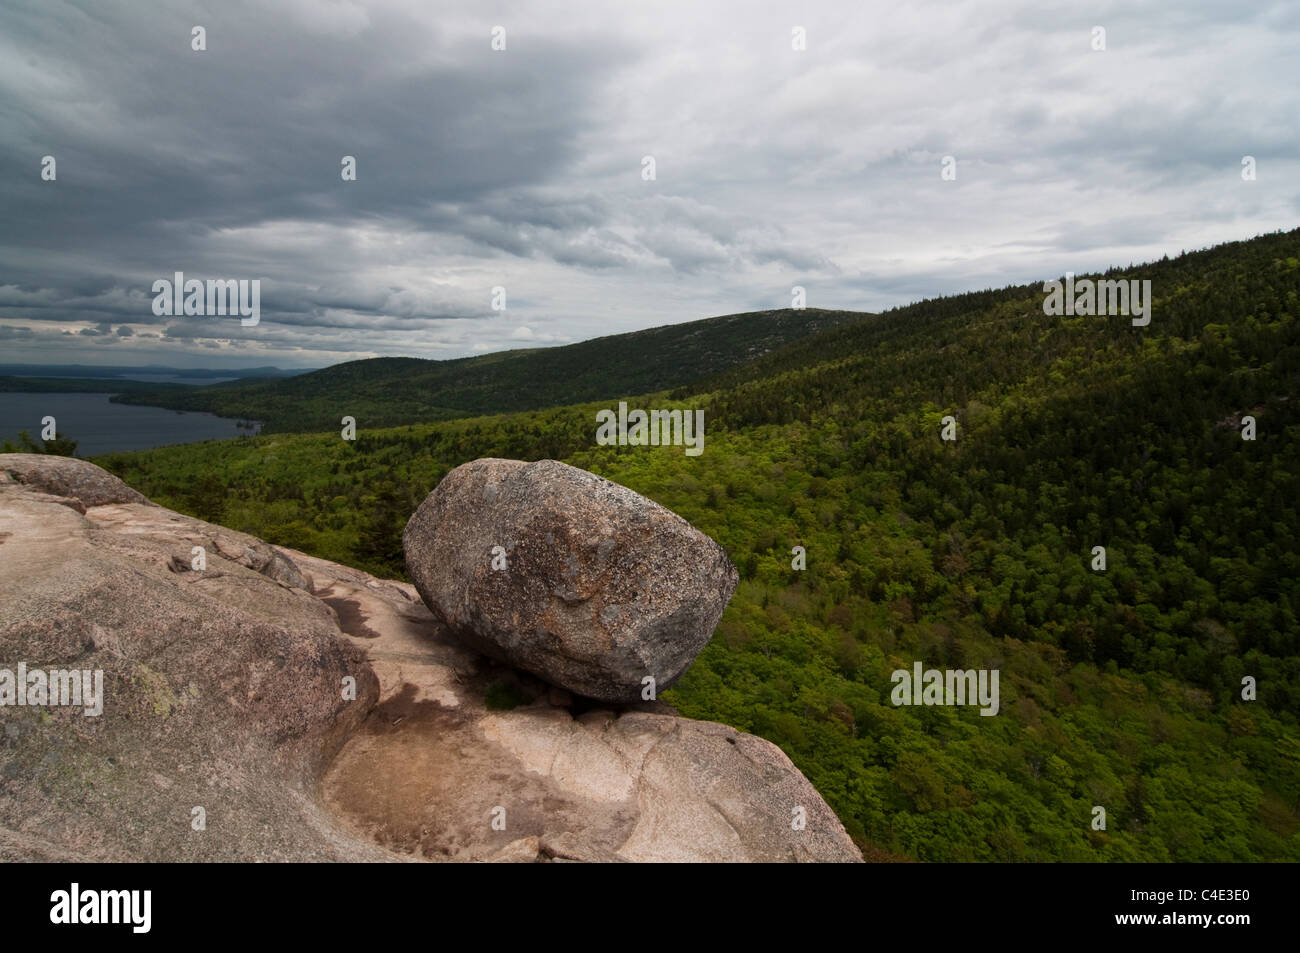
[0,454,862,862]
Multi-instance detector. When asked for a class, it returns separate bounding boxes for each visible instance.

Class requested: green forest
[89,229,1300,862]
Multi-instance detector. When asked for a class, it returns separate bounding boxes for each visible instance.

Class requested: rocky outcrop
[0,456,861,862]
[403,458,738,703]
[0,453,148,509]
[0,460,382,862]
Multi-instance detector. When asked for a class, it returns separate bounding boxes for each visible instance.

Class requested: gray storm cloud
[0,0,1296,367]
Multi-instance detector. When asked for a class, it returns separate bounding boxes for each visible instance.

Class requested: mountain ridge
[108,307,869,432]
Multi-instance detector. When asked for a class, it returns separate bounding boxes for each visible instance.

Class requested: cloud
[0,0,1296,368]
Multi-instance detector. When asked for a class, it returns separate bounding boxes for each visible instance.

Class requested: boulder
[402,458,738,703]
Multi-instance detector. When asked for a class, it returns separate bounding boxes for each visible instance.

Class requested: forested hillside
[97,229,1300,861]
[110,308,865,433]
[0,376,194,395]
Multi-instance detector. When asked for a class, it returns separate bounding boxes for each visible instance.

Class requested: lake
[0,392,257,457]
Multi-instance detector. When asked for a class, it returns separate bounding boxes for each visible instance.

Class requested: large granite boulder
[402,458,739,703]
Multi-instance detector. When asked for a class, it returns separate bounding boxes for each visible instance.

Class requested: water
[0,393,257,457]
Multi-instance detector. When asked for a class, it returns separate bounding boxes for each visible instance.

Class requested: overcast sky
[1,0,1297,369]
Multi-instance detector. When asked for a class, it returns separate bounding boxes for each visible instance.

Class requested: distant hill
[0,363,300,381]
[110,308,868,432]
[0,376,190,395]
[0,364,304,397]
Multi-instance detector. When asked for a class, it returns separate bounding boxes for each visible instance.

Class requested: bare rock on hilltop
[0,453,149,508]
[0,455,860,862]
